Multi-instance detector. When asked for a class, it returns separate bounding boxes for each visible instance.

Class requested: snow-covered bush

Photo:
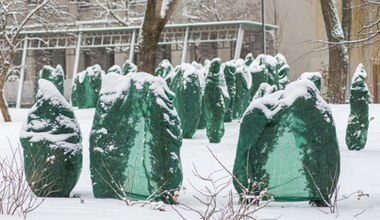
[39,64,65,95]
[89,72,182,204]
[233,78,340,206]
[71,64,104,108]
[346,64,371,151]
[170,63,202,139]
[20,79,83,197]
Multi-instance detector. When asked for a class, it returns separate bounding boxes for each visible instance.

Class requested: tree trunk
[137,0,178,75]
[0,80,12,122]
[320,0,349,103]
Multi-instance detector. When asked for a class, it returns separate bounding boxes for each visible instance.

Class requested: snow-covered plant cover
[275,53,289,90]
[107,65,122,74]
[248,54,269,99]
[233,79,340,205]
[223,60,237,122]
[39,64,65,95]
[121,60,137,75]
[89,72,182,203]
[233,58,252,119]
[20,79,82,197]
[298,72,322,91]
[252,82,278,100]
[204,58,225,143]
[346,64,371,151]
[244,53,254,66]
[169,63,202,139]
[71,64,104,109]
[155,59,174,80]
[192,61,207,129]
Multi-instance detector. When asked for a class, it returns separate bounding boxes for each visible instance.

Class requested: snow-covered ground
[1,104,380,220]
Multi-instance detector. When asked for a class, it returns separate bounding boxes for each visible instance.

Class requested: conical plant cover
[39,65,65,95]
[298,72,322,91]
[244,53,254,66]
[223,61,236,122]
[20,79,82,197]
[71,64,103,108]
[155,59,174,80]
[233,79,340,205]
[346,64,371,151]
[233,59,252,119]
[170,63,202,138]
[275,53,289,90]
[248,55,269,99]
[121,60,137,75]
[192,61,207,129]
[90,72,182,203]
[204,58,225,143]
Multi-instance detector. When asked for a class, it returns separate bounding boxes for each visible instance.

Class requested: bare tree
[0,0,70,121]
[137,0,179,74]
[319,0,349,103]
[184,0,260,22]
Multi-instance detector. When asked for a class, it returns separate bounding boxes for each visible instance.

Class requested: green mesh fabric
[20,79,82,197]
[346,64,370,151]
[233,59,252,119]
[121,60,137,75]
[90,72,182,203]
[275,54,289,90]
[223,61,237,122]
[204,58,225,143]
[169,63,202,139]
[233,79,340,205]
[39,65,65,95]
[71,65,103,108]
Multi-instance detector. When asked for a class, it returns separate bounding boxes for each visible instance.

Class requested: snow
[2,103,380,219]
[353,63,367,82]
[160,0,172,18]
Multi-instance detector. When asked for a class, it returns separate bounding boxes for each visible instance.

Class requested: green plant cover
[223,61,237,122]
[248,55,269,99]
[39,65,64,95]
[90,72,182,203]
[170,63,202,138]
[155,59,174,80]
[346,64,371,151]
[204,58,225,143]
[244,53,254,66]
[71,64,103,108]
[275,53,289,90]
[233,79,340,205]
[192,61,207,129]
[298,72,322,91]
[233,59,252,119]
[20,79,82,197]
[121,60,137,75]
